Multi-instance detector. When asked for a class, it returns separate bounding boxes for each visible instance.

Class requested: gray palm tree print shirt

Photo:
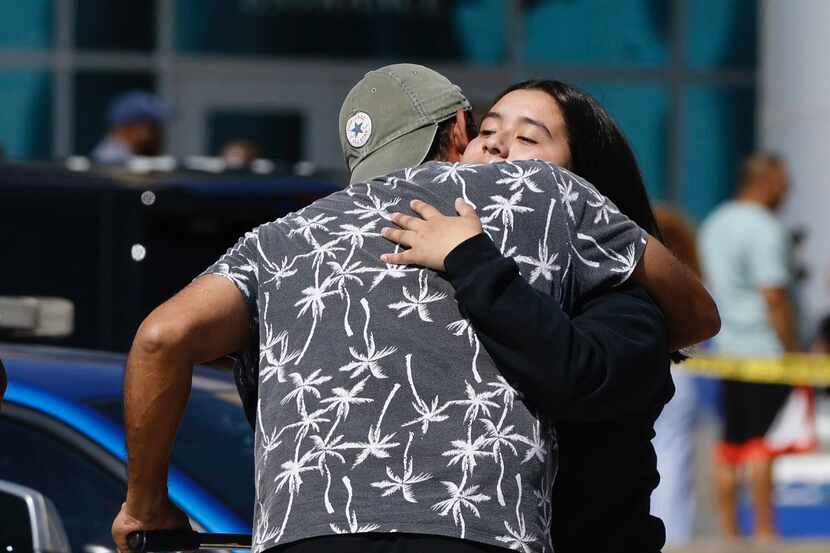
[203,160,647,553]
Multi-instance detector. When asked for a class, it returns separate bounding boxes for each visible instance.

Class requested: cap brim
[349,124,438,185]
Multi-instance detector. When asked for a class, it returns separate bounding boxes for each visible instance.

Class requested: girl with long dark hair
[381,80,704,552]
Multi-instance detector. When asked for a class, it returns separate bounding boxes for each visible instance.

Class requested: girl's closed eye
[518,136,537,145]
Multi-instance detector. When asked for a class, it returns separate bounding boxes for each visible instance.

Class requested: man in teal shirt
[699,153,799,541]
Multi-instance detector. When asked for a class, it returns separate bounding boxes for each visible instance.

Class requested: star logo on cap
[345,111,372,148]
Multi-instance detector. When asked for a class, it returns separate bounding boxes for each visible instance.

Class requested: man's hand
[381,198,482,270]
[112,498,190,553]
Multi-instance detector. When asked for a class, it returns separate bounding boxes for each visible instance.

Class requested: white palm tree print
[401,354,452,434]
[329,476,382,534]
[431,472,491,539]
[481,190,534,251]
[556,173,580,222]
[281,369,333,413]
[370,431,432,503]
[320,375,373,420]
[515,199,561,284]
[496,161,543,193]
[339,298,397,379]
[447,318,482,383]
[443,425,493,476]
[385,165,428,189]
[307,433,347,514]
[451,380,500,427]
[486,376,519,412]
[519,420,547,464]
[481,408,526,506]
[367,244,418,291]
[345,195,400,221]
[332,219,381,249]
[257,398,282,466]
[388,270,447,322]
[495,474,538,553]
[587,191,620,224]
[293,281,339,364]
[341,383,401,467]
[575,232,641,278]
[272,453,318,542]
[432,162,479,206]
[261,328,301,384]
[323,256,367,337]
[288,213,337,246]
[259,254,298,289]
[283,407,331,452]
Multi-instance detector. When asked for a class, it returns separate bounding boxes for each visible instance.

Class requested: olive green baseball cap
[339,63,470,184]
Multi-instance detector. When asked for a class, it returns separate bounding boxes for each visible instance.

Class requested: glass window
[681,85,756,221]
[0,71,52,160]
[208,110,305,164]
[72,71,156,156]
[0,0,52,50]
[175,0,505,62]
[523,0,669,65]
[574,82,668,200]
[75,0,157,52]
[0,415,127,553]
[686,0,758,69]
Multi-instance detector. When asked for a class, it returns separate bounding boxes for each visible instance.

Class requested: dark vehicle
[1,343,255,552]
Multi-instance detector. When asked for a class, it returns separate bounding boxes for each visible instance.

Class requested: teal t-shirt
[699,201,790,356]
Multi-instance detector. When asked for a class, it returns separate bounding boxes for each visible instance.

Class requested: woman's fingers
[410,199,443,220]
[380,251,413,266]
[381,227,415,247]
[455,197,477,217]
[389,212,424,231]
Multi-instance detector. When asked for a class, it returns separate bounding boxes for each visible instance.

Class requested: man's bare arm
[761,287,799,352]
[632,236,721,351]
[121,275,249,519]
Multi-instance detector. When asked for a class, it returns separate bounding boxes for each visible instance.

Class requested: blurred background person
[650,206,704,547]
[91,91,171,164]
[812,315,830,354]
[699,153,799,542]
[219,139,261,168]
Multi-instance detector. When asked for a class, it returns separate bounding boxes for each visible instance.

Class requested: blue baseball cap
[107,91,172,128]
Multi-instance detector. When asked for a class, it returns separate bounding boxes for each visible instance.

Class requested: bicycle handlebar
[126,530,252,552]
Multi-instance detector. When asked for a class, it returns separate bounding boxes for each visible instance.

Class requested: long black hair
[494,80,661,238]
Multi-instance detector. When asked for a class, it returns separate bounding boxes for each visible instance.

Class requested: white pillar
[759,0,830,333]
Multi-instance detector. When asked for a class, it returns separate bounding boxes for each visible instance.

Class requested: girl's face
[461,89,572,168]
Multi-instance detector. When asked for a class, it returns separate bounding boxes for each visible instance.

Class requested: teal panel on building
[0,70,52,159]
[175,0,505,62]
[0,0,53,49]
[681,85,756,221]
[573,82,668,201]
[523,0,669,65]
[686,0,757,69]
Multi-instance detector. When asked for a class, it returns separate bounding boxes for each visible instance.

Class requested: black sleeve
[444,233,670,422]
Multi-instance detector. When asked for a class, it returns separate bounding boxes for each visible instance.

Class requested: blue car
[0,343,254,552]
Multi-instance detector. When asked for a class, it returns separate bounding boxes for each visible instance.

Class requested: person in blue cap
[91,91,171,164]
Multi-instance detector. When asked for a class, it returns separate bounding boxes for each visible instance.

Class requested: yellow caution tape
[681,354,830,386]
